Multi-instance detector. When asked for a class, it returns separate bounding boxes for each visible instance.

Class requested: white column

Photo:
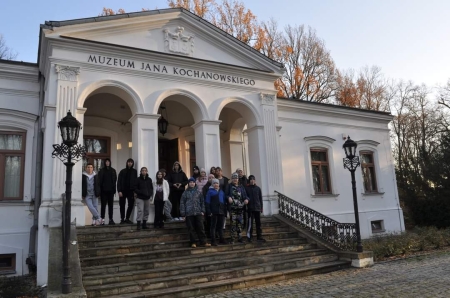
[223,140,245,175]
[130,114,160,223]
[192,120,222,169]
[37,64,81,286]
[259,93,284,214]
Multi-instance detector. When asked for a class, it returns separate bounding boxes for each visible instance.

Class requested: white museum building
[0,8,404,285]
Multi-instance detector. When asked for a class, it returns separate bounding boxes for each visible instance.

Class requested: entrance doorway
[158,139,178,173]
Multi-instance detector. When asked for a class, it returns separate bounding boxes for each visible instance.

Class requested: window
[83,136,110,173]
[360,151,377,193]
[310,149,332,194]
[371,220,384,233]
[0,132,25,200]
[0,254,16,272]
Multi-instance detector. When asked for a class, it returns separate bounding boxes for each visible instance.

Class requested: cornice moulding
[278,117,390,132]
[278,102,393,123]
[48,38,280,81]
[357,140,380,147]
[304,136,336,143]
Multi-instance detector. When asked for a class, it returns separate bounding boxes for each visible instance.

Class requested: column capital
[260,93,276,105]
[191,120,222,129]
[55,64,80,82]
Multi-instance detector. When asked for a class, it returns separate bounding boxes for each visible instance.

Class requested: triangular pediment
[42,9,283,73]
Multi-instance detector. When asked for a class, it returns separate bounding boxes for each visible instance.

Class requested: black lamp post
[158,106,169,136]
[342,136,363,253]
[51,111,85,294]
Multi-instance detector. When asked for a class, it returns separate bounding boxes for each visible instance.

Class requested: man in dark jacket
[98,158,117,225]
[134,167,153,230]
[167,161,188,220]
[117,158,138,224]
[245,175,265,242]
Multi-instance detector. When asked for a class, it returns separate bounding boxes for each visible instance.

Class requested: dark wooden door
[158,138,178,173]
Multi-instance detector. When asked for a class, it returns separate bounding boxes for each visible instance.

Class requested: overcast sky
[1,0,449,88]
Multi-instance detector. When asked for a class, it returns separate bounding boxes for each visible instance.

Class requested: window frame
[360,150,378,193]
[0,253,16,273]
[0,131,26,201]
[310,148,332,194]
[371,220,384,233]
[83,135,111,173]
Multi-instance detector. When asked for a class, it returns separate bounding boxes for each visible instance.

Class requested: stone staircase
[77,216,350,297]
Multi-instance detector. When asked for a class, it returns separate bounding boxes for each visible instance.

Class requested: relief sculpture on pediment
[163,26,195,57]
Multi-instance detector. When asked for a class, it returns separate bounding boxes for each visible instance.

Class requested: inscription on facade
[87,55,256,86]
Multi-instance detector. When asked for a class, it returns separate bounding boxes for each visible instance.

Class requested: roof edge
[40,8,284,70]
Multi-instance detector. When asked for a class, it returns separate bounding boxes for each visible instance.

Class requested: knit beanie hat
[248,175,256,181]
[212,178,219,184]
[231,172,239,179]
[188,177,196,183]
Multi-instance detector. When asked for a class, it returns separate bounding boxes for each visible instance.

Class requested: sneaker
[95,219,102,226]
[203,243,211,247]
[91,219,96,226]
[124,219,133,224]
[191,243,197,248]
[257,237,266,242]
[109,219,116,225]
[120,219,125,225]
[211,242,218,246]
[101,218,105,226]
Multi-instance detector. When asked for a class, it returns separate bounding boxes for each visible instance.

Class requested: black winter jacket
[117,159,138,192]
[245,184,263,212]
[82,173,100,198]
[98,159,117,193]
[167,162,188,192]
[134,174,153,200]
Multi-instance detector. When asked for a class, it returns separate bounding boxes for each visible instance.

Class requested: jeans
[85,195,100,220]
[210,214,224,243]
[100,191,114,220]
[247,211,262,239]
[119,190,135,220]
[164,200,173,220]
[186,214,207,245]
[136,198,150,221]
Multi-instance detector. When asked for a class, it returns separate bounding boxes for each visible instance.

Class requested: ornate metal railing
[276,191,357,251]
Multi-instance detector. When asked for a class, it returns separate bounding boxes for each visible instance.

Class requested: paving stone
[198,251,450,298]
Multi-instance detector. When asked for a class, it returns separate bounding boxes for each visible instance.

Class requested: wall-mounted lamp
[117,143,122,150]
[129,142,132,148]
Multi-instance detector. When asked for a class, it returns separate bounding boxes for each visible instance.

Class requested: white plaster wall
[278,102,404,238]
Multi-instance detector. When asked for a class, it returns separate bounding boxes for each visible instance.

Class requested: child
[180,178,211,248]
[205,179,227,246]
[134,167,153,230]
[225,172,249,243]
[82,163,101,226]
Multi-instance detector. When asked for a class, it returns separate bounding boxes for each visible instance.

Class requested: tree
[335,66,392,112]
[276,25,337,102]
[0,34,17,60]
[167,0,216,19]
[438,79,450,110]
[99,7,126,16]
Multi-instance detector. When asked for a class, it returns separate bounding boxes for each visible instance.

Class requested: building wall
[0,61,40,275]
[277,99,405,238]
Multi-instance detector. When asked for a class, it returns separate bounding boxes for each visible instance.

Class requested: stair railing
[275,191,357,251]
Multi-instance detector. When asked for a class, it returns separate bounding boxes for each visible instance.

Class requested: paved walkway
[199,250,450,298]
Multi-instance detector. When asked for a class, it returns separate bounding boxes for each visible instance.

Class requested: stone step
[79,231,301,257]
[82,243,317,276]
[80,238,308,267]
[88,258,348,297]
[83,248,330,287]
[78,225,293,245]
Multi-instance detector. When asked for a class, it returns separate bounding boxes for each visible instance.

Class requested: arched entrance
[81,86,136,225]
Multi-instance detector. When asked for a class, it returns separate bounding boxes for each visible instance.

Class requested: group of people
[81,159,265,248]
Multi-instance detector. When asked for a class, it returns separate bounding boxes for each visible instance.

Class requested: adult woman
[153,170,170,228]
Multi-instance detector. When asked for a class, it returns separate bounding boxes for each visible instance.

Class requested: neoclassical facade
[0,8,404,285]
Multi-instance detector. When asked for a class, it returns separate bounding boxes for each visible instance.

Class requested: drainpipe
[26,72,45,272]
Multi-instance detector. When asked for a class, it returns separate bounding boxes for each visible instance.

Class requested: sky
[1,0,449,88]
